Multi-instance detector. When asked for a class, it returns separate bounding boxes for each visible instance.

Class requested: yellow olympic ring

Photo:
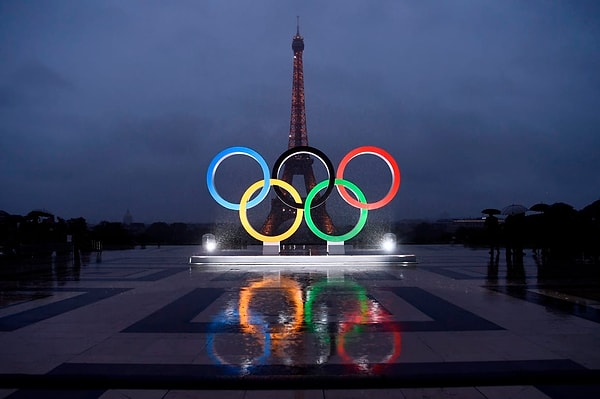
[239,179,304,242]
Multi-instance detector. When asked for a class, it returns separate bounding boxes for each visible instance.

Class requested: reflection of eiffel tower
[260,21,335,238]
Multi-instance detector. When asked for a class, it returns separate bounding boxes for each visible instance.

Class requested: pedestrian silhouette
[504,213,525,263]
[484,214,500,255]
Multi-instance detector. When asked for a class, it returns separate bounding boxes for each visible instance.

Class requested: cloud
[1,0,599,223]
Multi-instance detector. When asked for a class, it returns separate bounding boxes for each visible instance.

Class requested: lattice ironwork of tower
[260,21,336,238]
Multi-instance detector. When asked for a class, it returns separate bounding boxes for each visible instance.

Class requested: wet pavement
[1,245,599,398]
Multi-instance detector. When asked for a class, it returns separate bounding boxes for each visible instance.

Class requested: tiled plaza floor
[1,245,599,398]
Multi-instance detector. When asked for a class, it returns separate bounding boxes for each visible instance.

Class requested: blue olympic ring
[206,146,270,210]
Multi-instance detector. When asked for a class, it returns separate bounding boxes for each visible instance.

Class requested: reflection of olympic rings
[206,307,271,373]
[239,277,304,340]
[337,322,402,374]
[304,279,402,370]
[206,145,400,242]
[304,280,369,326]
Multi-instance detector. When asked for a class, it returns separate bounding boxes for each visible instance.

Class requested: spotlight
[202,233,217,253]
[381,233,396,252]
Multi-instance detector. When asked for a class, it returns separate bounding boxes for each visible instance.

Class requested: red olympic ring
[336,146,401,210]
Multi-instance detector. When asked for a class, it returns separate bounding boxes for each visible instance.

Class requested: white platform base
[189,249,417,266]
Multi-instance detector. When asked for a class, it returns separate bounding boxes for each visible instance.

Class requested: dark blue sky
[1,0,599,224]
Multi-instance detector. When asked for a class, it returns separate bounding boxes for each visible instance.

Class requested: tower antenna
[296,16,300,36]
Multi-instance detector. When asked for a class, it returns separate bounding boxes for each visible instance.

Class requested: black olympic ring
[271,146,336,209]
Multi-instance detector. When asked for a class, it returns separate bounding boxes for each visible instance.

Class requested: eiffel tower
[260,20,336,239]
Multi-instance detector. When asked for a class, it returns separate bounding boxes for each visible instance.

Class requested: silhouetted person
[527,213,546,260]
[484,215,500,255]
[546,203,578,263]
[580,199,600,264]
[504,213,525,263]
[94,240,103,263]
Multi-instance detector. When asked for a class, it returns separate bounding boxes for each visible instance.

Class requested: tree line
[2,199,598,265]
[0,210,215,258]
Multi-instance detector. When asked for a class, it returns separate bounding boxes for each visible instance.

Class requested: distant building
[123,209,133,226]
[450,218,487,232]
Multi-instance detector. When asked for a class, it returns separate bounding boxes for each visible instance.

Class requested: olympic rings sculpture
[207,145,401,242]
